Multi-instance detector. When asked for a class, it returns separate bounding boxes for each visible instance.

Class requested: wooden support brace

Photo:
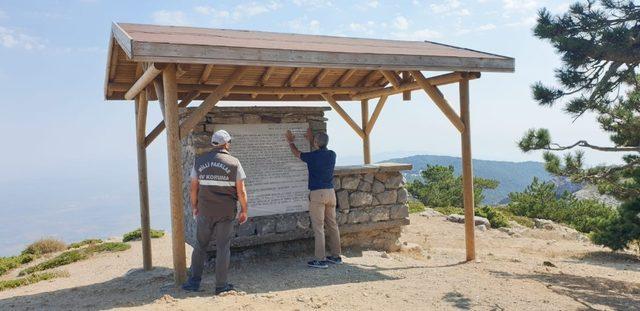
[145,91,200,148]
[180,67,248,139]
[285,67,303,87]
[125,63,165,100]
[366,95,387,136]
[260,67,276,86]
[321,93,365,139]
[410,70,465,133]
[352,72,479,100]
[401,71,412,101]
[361,99,371,164]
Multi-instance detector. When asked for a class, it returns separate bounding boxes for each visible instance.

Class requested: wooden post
[163,64,187,284]
[459,72,475,261]
[135,92,152,271]
[361,99,371,164]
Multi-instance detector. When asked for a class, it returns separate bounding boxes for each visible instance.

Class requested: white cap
[211,130,232,146]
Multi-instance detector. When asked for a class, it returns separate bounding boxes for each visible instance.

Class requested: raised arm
[285,130,302,159]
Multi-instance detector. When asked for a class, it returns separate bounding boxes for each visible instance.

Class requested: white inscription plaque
[214,123,310,217]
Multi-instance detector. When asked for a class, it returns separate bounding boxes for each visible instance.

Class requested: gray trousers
[190,215,234,287]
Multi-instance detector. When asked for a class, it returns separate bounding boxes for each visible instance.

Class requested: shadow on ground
[573,251,640,272]
[0,251,401,310]
[490,269,640,310]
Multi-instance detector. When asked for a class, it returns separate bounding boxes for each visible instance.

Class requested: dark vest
[194,149,240,219]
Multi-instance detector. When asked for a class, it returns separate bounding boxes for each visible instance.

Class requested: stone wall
[180,106,411,252]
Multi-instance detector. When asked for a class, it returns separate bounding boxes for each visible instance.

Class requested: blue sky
[0,0,625,253]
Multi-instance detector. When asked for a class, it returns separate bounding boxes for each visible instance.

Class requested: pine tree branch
[547,140,640,152]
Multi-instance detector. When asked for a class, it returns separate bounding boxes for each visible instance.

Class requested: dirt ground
[1,213,639,311]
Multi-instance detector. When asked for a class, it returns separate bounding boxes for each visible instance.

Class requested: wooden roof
[105,22,514,101]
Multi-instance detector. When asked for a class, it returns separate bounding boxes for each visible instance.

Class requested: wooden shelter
[104,22,515,284]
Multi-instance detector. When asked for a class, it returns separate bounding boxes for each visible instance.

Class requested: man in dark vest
[182,129,249,294]
[286,128,341,269]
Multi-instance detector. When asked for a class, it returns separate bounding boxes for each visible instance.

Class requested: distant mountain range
[382,154,553,204]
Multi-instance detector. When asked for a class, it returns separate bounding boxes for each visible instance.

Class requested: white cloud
[502,0,538,12]
[151,10,189,26]
[430,0,460,14]
[349,21,376,35]
[366,0,379,8]
[194,6,230,19]
[392,16,409,30]
[0,26,45,50]
[505,15,537,28]
[391,28,442,40]
[287,17,321,34]
[232,1,281,19]
[292,0,333,8]
[456,23,497,35]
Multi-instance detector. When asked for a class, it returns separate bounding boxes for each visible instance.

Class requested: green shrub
[86,242,130,254]
[122,228,165,242]
[590,198,640,251]
[0,254,36,276]
[434,206,464,216]
[408,201,426,214]
[476,206,510,228]
[18,250,87,276]
[504,212,535,228]
[507,178,616,233]
[0,271,69,291]
[21,238,67,256]
[68,239,103,249]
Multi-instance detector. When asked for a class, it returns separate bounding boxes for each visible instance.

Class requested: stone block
[370,207,390,222]
[212,116,244,124]
[374,172,388,182]
[347,209,370,223]
[349,192,373,207]
[372,180,385,194]
[333,177,341,189]
[336,190,350,211]
[376,190,397,205]
[276,216,298,233]
[397,188,409,203]
[237,220,256,237]
[297,214,311,229]
[363,173,374,183]
[385,174,405,189]
[341,175,360,190]
[256,218,276,235]
[337,212,348,225]
[243,114,262,123]
[261,115,282,123]
[282,115,307,123]
[390,204,409,219]
[357,181,372,192]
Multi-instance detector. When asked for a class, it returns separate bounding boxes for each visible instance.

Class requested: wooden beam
[357,70,378,87]
[402,71,412,101]
[180,67,248,139]
[260,67,276,86]
[176,64,190,79]
[410,70,465,133]
[352,72,479,100]
[162,64,187,285]
[285,67,304,87]
[366,95,387,135]
[321,93,365,139]
[125,63,165,100]
[334,69,357,87]
[459,73,475,262]
[109,83,380,95]
[153,77,165,119]
[199,64,214,84]
[144,91,200,148]
[361,99,371,164]
[134,91,152,271]
[380,70,401,88]
[312,69,330,87]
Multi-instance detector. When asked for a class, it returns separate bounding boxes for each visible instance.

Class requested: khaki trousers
[308,189,341,260]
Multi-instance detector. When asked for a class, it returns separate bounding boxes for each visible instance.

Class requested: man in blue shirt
[286,128,342,269]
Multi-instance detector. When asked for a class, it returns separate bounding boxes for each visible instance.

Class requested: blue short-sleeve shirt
[300,148,336,190]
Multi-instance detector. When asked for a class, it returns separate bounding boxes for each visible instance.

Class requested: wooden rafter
[380,70,401,88]
[312,69,329,87]
[200,64,214,84]
[410,70,465,132]
[260,67,276,86]
[176,64,190,79]
[180,67,248,139]
[285,67,304,87]
[333,69,357,87]
[321,93,365,139]
[109,83,380,96]
[125,63,165,100]
[357,70,378,87]
[145,91,200,147]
